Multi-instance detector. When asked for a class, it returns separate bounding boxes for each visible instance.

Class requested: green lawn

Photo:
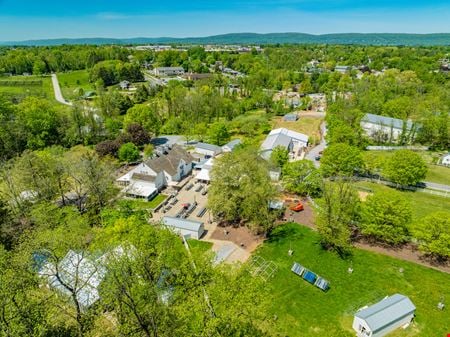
[0,75,54,101]
[257,223,450,337]
[187,239,213,254]
[272,115,323,145]
[426,165,450,186]
[354,181,450,221]
[57,70,94,100]
[363,150,450,185]
[122,194,168,210]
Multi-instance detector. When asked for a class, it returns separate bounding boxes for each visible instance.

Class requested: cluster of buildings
[260,128,309,161]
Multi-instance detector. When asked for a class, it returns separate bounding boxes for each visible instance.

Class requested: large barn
[352,294,416,337]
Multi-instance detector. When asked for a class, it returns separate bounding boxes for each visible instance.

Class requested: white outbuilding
[162,216,205,240]
[352,294,416,337]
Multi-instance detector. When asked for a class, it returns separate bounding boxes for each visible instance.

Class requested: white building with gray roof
[361,113,417,143]
[352,294,416,337]
[162,216,205,240]
[260,128,309,160]
[194,142,223,158]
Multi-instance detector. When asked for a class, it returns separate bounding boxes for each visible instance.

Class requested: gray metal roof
[163,216,204,232]
[355,294,416,333]
[362,113,414,130]
[195,142,223,153]
[260,133,292,151]
[222,139,242,150]
[155,67,184,71]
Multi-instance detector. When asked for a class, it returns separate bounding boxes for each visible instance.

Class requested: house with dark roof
[117,145,194,200]
[360,113,418,143]
[352,294,416,337]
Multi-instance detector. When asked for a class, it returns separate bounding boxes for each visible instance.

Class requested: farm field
[0,75,54,101]
[57,70,94,100]
[257,223,450,337]
[425,164,450,186]
[354,181,450,221]
[272,115,323,145]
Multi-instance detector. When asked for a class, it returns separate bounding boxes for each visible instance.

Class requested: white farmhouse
[117,145,194,199]
[353,294,416,337]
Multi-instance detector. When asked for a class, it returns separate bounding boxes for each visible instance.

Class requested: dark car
[315,155,321,161]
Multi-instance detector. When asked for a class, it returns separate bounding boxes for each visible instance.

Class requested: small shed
[353,294,416,337]
[162,216,205,240]
[283,113,299,122]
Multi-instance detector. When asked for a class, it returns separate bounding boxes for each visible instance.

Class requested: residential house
[441,153,450,166]
[162,216,205,240]
[352,294,416,337]
[222,139,242,152]
[260,128,309,160]
[194,142,223,158]
[117,145,195,199]
[153,67,185,77]
[361,113,417,143]
[119,80,130,90]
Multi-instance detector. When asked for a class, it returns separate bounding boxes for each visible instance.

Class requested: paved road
[423,181,450,192]
[51,73,72,106]
[305,121,327,168]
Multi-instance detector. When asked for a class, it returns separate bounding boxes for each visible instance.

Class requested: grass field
[363,150,450,185]
[354,181,450,221]
[272,116,323,145]
[426,165,450,186]
[122,194,168,211]
[0,75,54,101]
[257,223,450,337]
[187,239,213,254]
[58,70,94,100]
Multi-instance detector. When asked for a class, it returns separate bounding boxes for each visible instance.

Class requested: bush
[118,142,140,163]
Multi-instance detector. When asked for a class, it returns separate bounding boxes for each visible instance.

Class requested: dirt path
[51,73,72,106]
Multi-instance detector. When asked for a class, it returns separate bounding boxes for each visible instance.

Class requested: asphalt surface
[305,121,327,168]
[51,74,72,106]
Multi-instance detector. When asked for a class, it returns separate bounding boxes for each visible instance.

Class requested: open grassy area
[363,150,450,185]
[354,181,450,221]
[0,75,54,101]
[58,70,94,100]
[272,116,323,145]
[257,223,450,337]
[187,239,213,254]
[122,194,168,211]
[426,165,450,186]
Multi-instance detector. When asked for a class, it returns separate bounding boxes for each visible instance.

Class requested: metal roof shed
[162,216,205,240]
[353,294,416,337]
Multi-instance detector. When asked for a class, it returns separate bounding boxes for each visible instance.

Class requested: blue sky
[1,0,449,41]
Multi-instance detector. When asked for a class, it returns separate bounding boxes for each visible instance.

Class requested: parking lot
[152,176,212,228]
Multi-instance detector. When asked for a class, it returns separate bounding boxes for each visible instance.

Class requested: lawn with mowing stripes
[257,224,450,337]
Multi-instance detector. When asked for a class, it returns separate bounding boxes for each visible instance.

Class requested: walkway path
[51,73,72,106]
[305,121,327,168]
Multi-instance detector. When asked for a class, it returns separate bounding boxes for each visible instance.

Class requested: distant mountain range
[1,33,450,46]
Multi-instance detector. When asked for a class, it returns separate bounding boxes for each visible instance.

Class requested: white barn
[260,128,308,160]
[353,294,416,337]
[162,216,205,240]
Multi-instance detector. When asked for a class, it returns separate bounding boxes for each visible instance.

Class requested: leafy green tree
[270,146,289,168]
[317,180,359,255]
[143,144,154,159]
[360,191,411,244]
[412,212,450,260]
[118,142,140,163]
[282,160,322,197]
[124,103,161,136]
[206,122,230,146]
[383,150,427,186]
[321,143,363,177]
[208,148,277,234]
[32,59,47,75]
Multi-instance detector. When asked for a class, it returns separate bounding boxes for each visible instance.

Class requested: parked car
[201,188,208,196]
[185,183,194,191]
[195,184,203,192]
[315,156,321,161]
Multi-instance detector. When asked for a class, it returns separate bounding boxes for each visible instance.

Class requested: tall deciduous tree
[270,146,289,168]
[412,212,450,260]
[360,191,411,244]
[208,148,277,234]
[282,160,322,197]
[316,179,359,255]
[383,150,427,187]
[321,143,363,177]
